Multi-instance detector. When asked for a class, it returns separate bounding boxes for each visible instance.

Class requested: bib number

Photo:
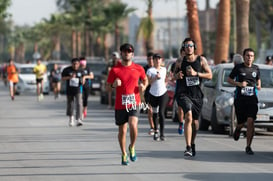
[186,77,200,87]
[69,78,79,87]
[241,86,254,96]
[122,94,136,105]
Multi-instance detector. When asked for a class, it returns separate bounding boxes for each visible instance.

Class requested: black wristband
[111,84,115,88]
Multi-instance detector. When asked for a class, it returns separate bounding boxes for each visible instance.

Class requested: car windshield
[222,68,233,87]
[87,62,106,74]
[260,69,273,88]
[19,67,34,74]
[222,68,273,88]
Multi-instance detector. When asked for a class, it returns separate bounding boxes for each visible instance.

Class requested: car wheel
[229,105,237,136]
[211,105,225,134]
[199,115,210,131]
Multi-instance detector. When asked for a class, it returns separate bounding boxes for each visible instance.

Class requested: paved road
[0,84,273,181]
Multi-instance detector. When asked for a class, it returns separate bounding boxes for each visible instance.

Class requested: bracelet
[197,72,199,77]
[111,84,115,88]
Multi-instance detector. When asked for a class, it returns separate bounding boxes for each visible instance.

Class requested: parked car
[86,58,107,93]
[200,63,273,134]
[15,63,50,95]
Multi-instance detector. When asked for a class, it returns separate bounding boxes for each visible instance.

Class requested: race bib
[186,77,200,87]
[122,94,136,105]
[241,86,254,96]
[69,78,79,87]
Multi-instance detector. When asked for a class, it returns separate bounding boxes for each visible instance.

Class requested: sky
[8,0,219,26]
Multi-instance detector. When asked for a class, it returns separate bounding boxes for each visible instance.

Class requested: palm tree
[0,0,11,18]
[186,0,203,55]
[136,0,154,54]
[236,0,250,54]
[214,0,230,64]
[104,2,136,51]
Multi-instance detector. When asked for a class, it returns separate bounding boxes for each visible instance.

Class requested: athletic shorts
[36,78,43,84]
[176,95,203,120]
[9,81,17,87]
[144,85,151,104]
[115,109,139,126]
[234,98,258,124]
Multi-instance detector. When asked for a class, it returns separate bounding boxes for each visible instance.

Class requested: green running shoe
[128,145,137,162]
[121,154,129,165]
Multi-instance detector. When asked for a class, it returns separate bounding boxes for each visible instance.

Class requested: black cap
[153,53,162,59]
[266,56,272,62]
[120,43,134,52]
[147,52,154,57]
[71,57,80,63]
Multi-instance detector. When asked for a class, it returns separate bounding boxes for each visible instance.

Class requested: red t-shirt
[107,62,146,110]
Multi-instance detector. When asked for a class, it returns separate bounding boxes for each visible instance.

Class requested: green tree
[0,0,11,18]
[104,2,136,51]
[136,0,154,54]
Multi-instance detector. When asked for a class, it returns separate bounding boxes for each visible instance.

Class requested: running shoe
[160,135,165,141]
[83,110,87,118]
[184,146,193,157]
[148,128,154,135]
[76,120,83,127]
[69,116,75,127]
[191,144,196,156]
[154,132,160,141]
[233,127,241,141]
[121,154,129,165]
[128,145,137,162]
[178,122,184,135]
[245,146,254,155]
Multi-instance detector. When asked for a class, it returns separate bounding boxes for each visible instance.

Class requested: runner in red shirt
[107,43,148,165]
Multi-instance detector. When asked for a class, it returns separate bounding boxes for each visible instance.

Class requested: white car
[200,63,273,134]
[15,63,50,95]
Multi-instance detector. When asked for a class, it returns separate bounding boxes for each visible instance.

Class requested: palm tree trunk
[186,0,203,55]
[236,0,250,54]
[77,31,81,57]
[52,35,60,60]
[84,28,90,56]
[214,0,230,64]
[103,33,109,62]
[71,30,77,58]
[147,0,154,52]
[115,23,120,51]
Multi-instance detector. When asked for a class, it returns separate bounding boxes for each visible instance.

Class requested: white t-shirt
[146,67,167,97]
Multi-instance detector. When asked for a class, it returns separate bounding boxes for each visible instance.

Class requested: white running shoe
[76,119,83,127]
[69,116,75,127]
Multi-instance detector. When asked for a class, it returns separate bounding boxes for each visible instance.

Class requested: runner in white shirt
[146,53,168,141]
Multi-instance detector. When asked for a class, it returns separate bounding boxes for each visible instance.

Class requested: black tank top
[175,56,203,99]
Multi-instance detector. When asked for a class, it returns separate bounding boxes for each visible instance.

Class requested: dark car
[85,57,107,93]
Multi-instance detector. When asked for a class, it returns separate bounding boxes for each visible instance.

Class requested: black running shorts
[176,95,203,120]
[234,98,258,124]
[115,109,139,126]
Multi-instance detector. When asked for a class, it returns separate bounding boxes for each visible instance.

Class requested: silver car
[15,63,50,95]
[200,63,273,134]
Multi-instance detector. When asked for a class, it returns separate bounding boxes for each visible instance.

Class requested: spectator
[265,56,273,65]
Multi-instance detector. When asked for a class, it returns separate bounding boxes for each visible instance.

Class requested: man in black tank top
[174,38,212,157]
